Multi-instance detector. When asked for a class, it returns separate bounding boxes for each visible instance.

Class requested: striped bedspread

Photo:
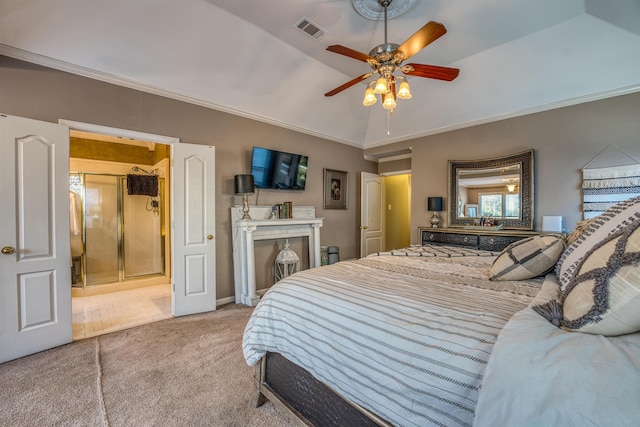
[368,244,501,258]
[243,252,542,427]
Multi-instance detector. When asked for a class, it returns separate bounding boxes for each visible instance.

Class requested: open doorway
[360,172,411,257]
[68,130,172,340]
[384,173,411,251]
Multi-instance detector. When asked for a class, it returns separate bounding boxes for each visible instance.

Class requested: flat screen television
[251,146,308,190]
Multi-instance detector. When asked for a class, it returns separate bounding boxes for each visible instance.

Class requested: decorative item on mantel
[234,174,255,220]
[272,201,293,219]
[427,197,444,228]
[274,239,300,283]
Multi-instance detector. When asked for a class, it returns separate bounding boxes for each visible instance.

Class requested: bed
[243,197,640,427]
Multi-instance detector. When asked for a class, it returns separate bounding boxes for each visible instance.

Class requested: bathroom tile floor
[72,284,172,341]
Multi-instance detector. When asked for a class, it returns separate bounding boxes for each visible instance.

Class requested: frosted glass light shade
[373,76,389,94]
[397,79,412,99]
[382,92,396,110]
[362,87,377,106]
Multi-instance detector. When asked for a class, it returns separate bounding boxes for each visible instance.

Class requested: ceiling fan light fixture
[325,1,459,135]
[363,85,377,106]
[397,77,412,99]
[382,91,396,110]
[373,76,390,94]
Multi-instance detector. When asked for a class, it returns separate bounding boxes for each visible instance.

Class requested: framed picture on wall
[323,168,348,209]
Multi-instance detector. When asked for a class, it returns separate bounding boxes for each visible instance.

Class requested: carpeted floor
[0,304,295,426]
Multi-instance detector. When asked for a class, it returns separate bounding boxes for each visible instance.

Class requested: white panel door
[0,114,71,364]
[172,143,216,316]
[360,172,386,257]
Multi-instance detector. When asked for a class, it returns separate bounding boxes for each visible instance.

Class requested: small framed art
[323,168,348,209]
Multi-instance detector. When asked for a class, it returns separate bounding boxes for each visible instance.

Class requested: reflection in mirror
[448,150,534,229]
[457,164,521,218]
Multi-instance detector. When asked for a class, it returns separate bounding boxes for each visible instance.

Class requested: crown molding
[3,45,638,152]
[363,84,640,150]
[0,45,361,149]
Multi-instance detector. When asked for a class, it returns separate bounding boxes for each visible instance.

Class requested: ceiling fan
[324,0,459,107]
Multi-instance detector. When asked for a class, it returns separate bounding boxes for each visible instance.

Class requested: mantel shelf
[236,218,324,227]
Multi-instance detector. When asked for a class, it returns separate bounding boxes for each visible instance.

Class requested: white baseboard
[216,296,236,307]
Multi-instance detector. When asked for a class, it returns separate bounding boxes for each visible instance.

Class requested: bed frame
[254,352,391,426]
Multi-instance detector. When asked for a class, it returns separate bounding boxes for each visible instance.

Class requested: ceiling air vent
[294,17,327,40]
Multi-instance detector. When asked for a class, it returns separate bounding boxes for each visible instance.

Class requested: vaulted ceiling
[0,0,638,149]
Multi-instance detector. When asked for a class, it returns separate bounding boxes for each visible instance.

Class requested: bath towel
[127,174,158,197]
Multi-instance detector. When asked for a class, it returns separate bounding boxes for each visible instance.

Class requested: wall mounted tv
[251,146,308,190]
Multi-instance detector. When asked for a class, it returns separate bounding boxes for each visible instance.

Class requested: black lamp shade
[234,174,255,194]
[428,196,443,212]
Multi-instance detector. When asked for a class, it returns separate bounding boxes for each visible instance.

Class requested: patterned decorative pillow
[490,235,566,281]
[558,217,640,336]
[555,196,640,290]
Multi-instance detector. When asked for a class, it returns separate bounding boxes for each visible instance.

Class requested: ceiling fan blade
[324,73,372,97]
[326,45,373,63]
[395,21,447,61]
[403,63,460,81]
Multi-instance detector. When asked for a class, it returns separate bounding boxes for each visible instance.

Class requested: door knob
[1,246,15,255]
[207,234,214,240]
[360,225,368,230]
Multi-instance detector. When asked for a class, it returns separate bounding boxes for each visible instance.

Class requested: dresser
[419,227,539,252]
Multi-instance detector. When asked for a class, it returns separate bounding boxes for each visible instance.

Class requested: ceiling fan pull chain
[387,109,391,135]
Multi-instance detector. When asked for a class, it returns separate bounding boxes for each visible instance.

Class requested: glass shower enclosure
[71,173,165,287]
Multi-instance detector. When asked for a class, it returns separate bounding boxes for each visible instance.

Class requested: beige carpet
[0,304,295,426]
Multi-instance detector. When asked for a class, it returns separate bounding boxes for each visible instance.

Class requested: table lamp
[428,196,444,228]
[235,174,255,220]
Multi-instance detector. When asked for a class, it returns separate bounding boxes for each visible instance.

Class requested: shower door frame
[77,172,167,288]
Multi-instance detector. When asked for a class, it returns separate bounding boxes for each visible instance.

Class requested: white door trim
[58,120,180,145]
[62,119,179,300]
[59,120,225,308]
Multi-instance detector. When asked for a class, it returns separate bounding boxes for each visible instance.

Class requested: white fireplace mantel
[231,206,323,306]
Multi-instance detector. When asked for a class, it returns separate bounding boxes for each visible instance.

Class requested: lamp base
[430,212,440,228]
[242,193,252,220]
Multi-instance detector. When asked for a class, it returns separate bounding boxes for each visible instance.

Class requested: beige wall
[378,157,411,175]
[367,92,640,239]
[0,55,377,300]
[3,54,639,299]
